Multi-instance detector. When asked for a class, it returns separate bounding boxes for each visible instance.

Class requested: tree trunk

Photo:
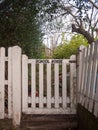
[72,24,94,44]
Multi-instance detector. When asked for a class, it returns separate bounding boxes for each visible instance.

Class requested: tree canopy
[0,0,97,58]
[38,0,98,44]
[0,0,43,58]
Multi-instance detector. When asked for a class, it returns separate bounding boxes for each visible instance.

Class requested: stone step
[20,114,78,130]
[26,126,77,130]
[24,122,77,130]
[21,120,77,127]
[22,114,77,121]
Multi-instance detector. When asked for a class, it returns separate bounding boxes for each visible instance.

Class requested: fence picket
[84,46,90,108]
[94,43,98,117]
[22,55,28,112]
[62,60,67,108]
[94,77,98,117]
[79,48,85,103]
[81,49,87,106]
[86,44,93,109]
[70,55,76,108]
[39,63,44,108]
[77,46,85,103]
[0,48,5,119]
[89,43,97,112]
[47,60,51,108]
[8,48,12,118]
[31,60,36,108]
[54,63,59,108]
[82,47,89,108]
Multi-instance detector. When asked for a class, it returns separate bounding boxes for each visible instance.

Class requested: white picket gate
[77,42,98,117]
[0,46,76,126]
[22,56,76,114]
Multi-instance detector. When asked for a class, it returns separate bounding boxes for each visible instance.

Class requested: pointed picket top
[70,55,76,64]
[12,46,21,53]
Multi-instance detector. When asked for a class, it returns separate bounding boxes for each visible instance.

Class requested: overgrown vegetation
[53,34,88,59]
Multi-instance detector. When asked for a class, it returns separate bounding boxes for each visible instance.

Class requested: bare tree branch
[88,0,98,9]
[59,4,80,27]
[72,24,94,44]
[87,6,94,35]
[93,19,98,29]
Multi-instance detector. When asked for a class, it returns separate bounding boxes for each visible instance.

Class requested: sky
[43,14,74,48]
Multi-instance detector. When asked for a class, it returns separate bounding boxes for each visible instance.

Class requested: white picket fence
[0,46,76,126]
[77,42,98,117]
[0,46,22,126]
[0,46,21,125]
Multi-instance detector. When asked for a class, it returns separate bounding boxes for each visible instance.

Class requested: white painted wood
[28,59,69,65]
[54,63,59,108]
[35,97,39,103]
[81,48,88,106]
[8,47,12,118]
[94,43,98,117]
[32,97,69,104]
[82,49,88,105]
[39,63,44,108]
[3,57,8,61]
[82,47,89,108]
[28,96,31,104]
[84,46,91,108]
[77,45,85,103]
[12,46,21,126]
[31,59,36,108]
[70,55,76,108]
[23,108,76,114]
[89,43,97,112]
[62,60,67,108]
[0,47,5,119]
[94,76,98,117]
[79,48,86,103]
[77,42,98,116]
[83,45,92,109]
[5,80,8,85]
[47,60,51,108]
[22,55,28,112]
[21,58,76,114]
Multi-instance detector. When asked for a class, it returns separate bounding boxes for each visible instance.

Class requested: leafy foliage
[53,34,88,59]
[0,0,43,58]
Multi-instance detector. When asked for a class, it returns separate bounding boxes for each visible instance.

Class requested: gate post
[12,46,22,127]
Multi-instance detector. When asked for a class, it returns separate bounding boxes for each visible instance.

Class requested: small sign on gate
[36,59,62,64]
